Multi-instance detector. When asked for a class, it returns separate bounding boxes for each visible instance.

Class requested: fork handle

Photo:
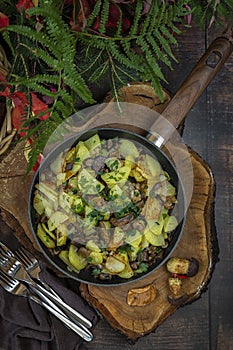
[30,294,93,342]
[35,278,64,300]
[28,279,92,329]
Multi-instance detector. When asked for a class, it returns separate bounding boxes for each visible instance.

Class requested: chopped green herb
[96,184,101,191]
[87,256,93,263]
[109,160,119,171]
[118,244,133,253]
[92,268,102,276]
[128,228,137,236]
[71,204,84,214]
[135,262,149,274]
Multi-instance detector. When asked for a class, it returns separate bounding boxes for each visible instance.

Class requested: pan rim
[28,127,187,286]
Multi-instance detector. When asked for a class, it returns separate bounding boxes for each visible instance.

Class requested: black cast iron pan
[28,37,233,286]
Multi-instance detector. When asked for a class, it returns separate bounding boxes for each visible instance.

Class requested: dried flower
[0,13,9,29]
[31,93,50,121]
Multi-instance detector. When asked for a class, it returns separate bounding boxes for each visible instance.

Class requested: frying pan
[28,37,233,286]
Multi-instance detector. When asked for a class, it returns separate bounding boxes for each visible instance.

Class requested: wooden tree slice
[80,146,217,340]
[0,83,218,340]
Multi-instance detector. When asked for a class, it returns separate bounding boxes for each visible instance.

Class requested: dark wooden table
[84,24,233,350]
[1,23,233,350]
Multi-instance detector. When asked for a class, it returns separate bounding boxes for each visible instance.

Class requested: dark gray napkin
[0,262,99,350]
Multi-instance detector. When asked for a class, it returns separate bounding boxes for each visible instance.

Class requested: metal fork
[0,248,92,329]
[4,244,60,299]
[11,246,84,323]
[0,270,93,342]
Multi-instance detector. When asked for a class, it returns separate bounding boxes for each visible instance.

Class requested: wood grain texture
[179,25,233,350]
[204,27,233,350]
[149,38,233,143]
[0,142,35,245]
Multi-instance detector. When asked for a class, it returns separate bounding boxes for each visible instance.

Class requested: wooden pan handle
[148,37,233,146]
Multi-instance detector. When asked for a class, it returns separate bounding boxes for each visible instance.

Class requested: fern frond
[108,42,143,74]
[129,0,143,36]
[2,31,15,56]
[87,0,102,28]
[49,109,65,124]
[115,5,123,37]
[99,0,109,34]
[27,46,59,69]
[2,0,203,173]
[6,25,59,56]
[10,74,60,87]
[88,59,109,83]
[150,75,164,102]
[27,82,60,98]
[140,1,157,36]
[136,36,166,82]
[160,25,177,45]
[25,121,58,174]
[27,5,70,32]
[155,29,177,62]
[146,35,173,70]
[63,73,93,103]
[121,40,144,70]
[59,89,74,106]
[53,101,70,118]
[157,3,166,27]
[169,22,182,35]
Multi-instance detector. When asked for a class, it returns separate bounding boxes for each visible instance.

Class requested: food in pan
[33,133,179,280]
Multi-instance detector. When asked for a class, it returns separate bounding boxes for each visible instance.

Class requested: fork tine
[0,242,13,257]
[0,268,29,296]
[14,246,63,301]
[0,270,18,289]
[14,247,34,267]
[0,251,21,278]
[0,270,9,283]
[0,252,9,264]
[0,243,34,270]
[0,271,13,285]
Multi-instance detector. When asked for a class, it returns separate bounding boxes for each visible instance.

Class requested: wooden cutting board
[0,83,218,340]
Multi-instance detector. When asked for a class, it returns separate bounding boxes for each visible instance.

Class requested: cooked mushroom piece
[65,162,73,171]
[167,277,188,306]
[164,195,177,210]
[127,284,158,306]
[166,257,199,277]
[99,273,112,281]
[110,213,135,227]
[168,277,183,296]
[92,156,106,172]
